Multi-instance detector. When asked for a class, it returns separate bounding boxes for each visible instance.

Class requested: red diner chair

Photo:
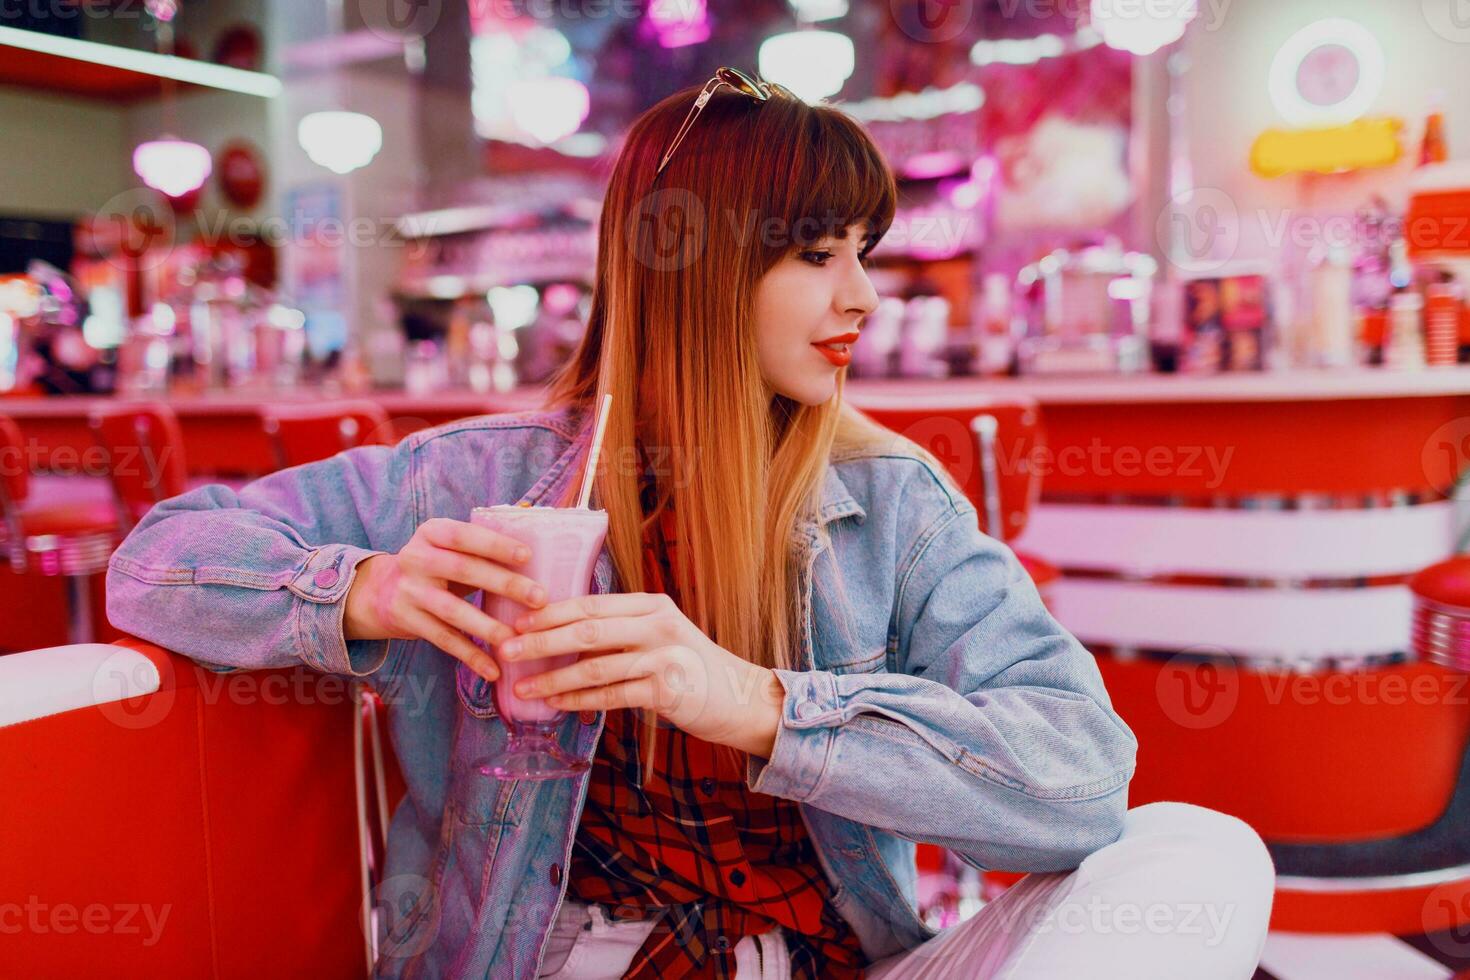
[0,637,407,976]
[0,414,117,645]
[87,403,189,534]
[259,400,394,469]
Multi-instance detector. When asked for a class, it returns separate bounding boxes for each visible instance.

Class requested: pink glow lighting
[901,151,966,180]
[647,0,710,48]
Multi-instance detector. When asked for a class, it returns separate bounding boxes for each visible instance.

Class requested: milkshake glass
[469,503,608,779]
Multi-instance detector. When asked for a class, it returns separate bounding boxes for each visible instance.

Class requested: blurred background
[7,3,1470,978]
[4,0,1470,395]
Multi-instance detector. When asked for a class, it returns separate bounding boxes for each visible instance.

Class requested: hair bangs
[783,107,898,256]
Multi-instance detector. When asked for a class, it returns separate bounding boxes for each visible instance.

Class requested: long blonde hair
[545,80,928,773]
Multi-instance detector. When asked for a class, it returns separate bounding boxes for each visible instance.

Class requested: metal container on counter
[1012,243,1154,375]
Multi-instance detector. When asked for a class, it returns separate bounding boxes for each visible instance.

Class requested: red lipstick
[812,331,859,368]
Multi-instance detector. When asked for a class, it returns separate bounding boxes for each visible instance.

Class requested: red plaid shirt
[564,455,868,979]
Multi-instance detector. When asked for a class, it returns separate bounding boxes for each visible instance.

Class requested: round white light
[1268,18,1385,127]
[508,77,590,146]
[132,139,212,197]
[297,111,384,175]
[758,30,855,102]
[487,285,540,330]
[788,0,848,21]
[1090,0,1197,55]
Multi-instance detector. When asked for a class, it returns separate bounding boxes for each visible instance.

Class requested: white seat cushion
[0,644,161,728]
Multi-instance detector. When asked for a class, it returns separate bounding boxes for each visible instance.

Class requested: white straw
[576,393,613,510]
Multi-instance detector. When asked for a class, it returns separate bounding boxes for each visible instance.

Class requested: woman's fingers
[512,648,681,701]
[545,676,661,713]
[511,592,671,633]
[500,614,663,662]
[420,517,530,567]
[396,602,500,681]
[403,578,516,649]
[409,544,546,608]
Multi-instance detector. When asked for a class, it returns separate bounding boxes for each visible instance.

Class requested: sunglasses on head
[656,67,794,178]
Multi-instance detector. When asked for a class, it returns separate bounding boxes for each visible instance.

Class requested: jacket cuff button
[313,567,340,589]
[795,700,821,720]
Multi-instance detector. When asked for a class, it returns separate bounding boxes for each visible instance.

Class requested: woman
[106,70,1275,978]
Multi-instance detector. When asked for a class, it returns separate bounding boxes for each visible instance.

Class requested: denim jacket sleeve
[105,440,416,681]
[747,461,1139,872]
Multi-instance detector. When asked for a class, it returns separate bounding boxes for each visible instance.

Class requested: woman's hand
[343,517,548,682]
[499,593,786,757]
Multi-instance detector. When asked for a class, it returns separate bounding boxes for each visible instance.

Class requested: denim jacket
[106,401,1138,979]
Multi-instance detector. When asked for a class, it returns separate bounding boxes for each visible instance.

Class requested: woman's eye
[799,250,832,266]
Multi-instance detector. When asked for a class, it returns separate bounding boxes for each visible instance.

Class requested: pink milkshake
[471,503,609,723]
[470,392,615,780]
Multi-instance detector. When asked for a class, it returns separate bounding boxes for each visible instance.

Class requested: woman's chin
[785,379,839,407]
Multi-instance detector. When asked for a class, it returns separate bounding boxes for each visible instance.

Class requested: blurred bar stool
[87,403,189,535]
[0,415,117,644]
[1412,557,1470,672]
[854,394,1060,597]
[259,401,393,469]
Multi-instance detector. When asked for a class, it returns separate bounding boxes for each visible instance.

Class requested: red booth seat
[0,639,384,977]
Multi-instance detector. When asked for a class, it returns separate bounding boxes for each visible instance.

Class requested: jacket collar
[522,402,865,527]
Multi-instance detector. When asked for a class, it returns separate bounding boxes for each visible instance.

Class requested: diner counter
[7,368,1470,496]
[7,365,1470,421]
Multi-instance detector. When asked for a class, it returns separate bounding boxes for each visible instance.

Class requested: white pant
[536,802,1276,980]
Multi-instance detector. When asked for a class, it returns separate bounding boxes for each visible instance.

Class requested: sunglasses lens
[716,66,768,101]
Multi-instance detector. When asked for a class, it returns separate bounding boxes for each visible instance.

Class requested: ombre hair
[545,80,952,772]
